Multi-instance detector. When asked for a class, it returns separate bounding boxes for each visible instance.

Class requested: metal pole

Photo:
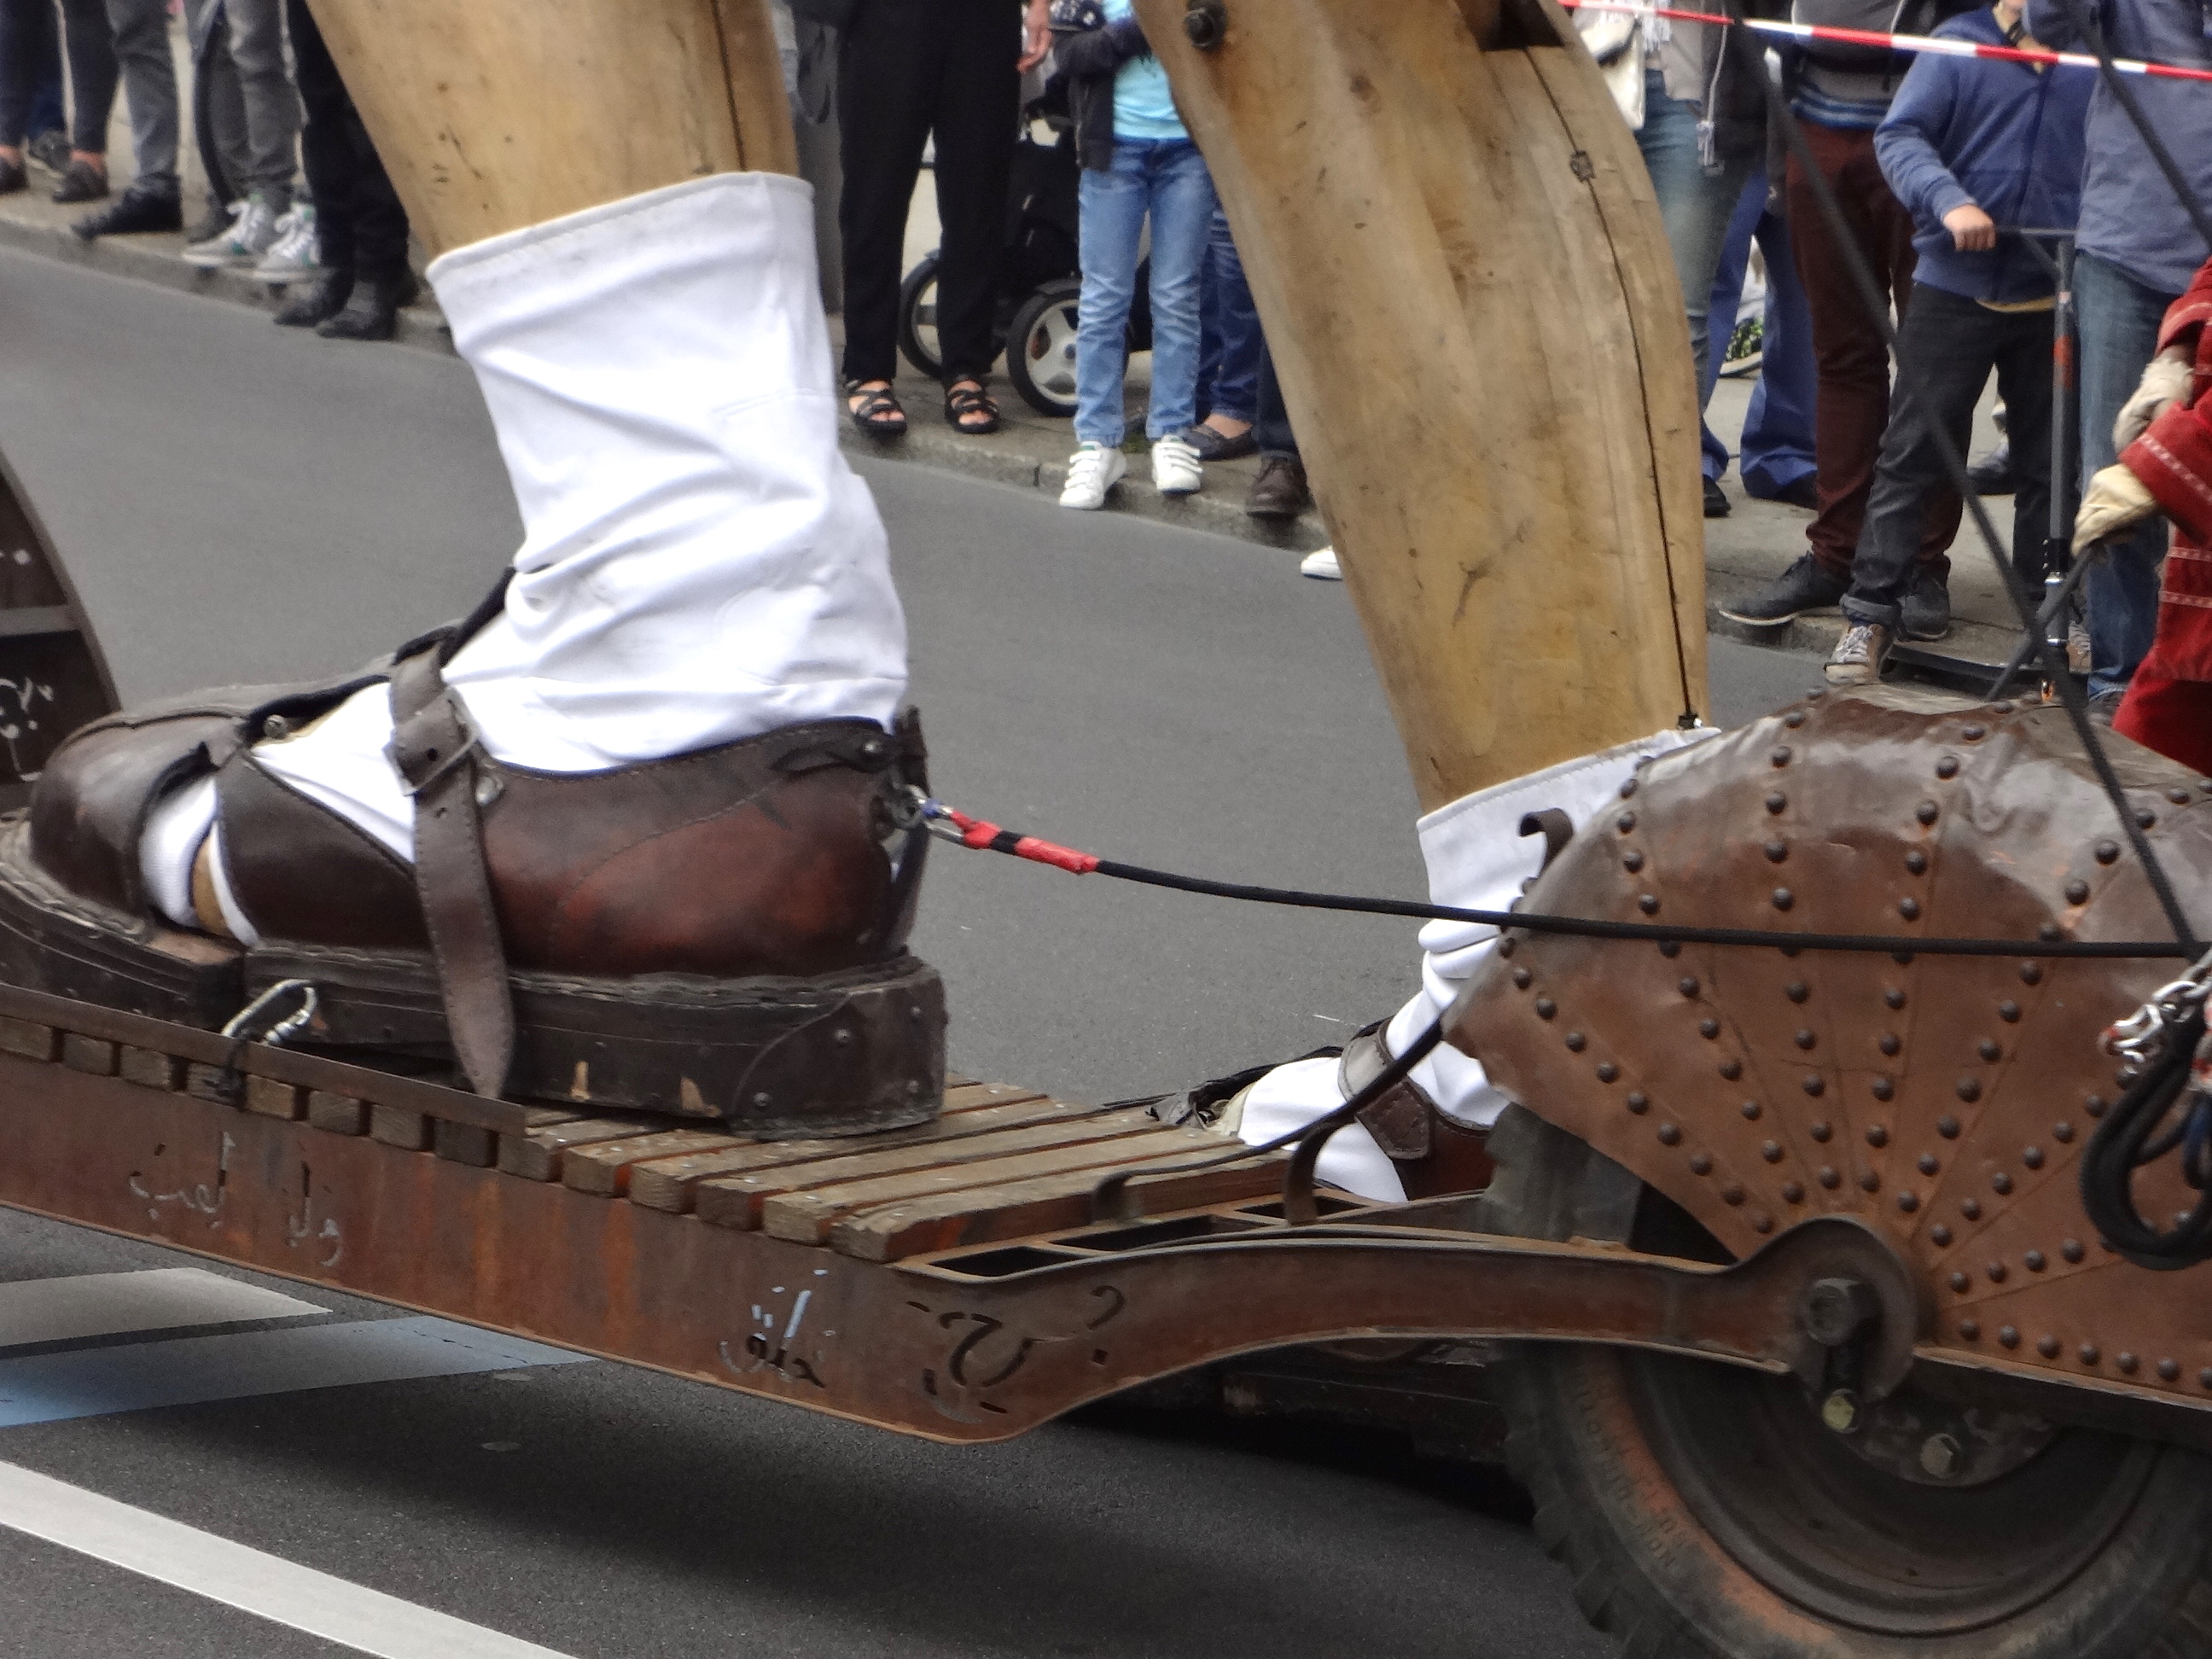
[2046,233,2079,672]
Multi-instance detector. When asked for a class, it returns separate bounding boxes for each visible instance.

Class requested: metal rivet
[1992,1171,2013,1195]
[1818,1167,1840,1189]
[1689,1153,1713,1175]
[2200,1367,2212,1388]
[1753,1214,1774,1233]
[1765,791,1787,815]
[2063,1238,2085,1263]
[1699,1018,1720,1039]
[1623,850,1645,873]
[1626,1091,1650,1115]
[1960,1319,1981,1340]
[1499,938,1517,958]
[1720,1059,1743,1080]
[1898,1190,1919,1213]
[1860,1171,1881,1193]
[1959,1078,1983,1103]
[1616,811,1638,833]
[1871,1077,1895,1102]
[2025,1249,2046,1272]
[1936,756,1960,779]
[2000,1000,2022,1022]
[1722,1184,1746,1205]
[1765,840,1788,863]
[1930,1223,1953,1245]
[2054,1121,2075,1144]
[2021,963,2045,986]
[1979,1039,2002,1062]
[1878,1033,1901,1057]
[2083,1345,2103,1365]
[2165,1358,2185,1382]
[1659,940,1681,958]
[2137,809,2157,830]
[1638,894,1660,915]
[1783,1181,1805,1203]
[2086,1093,2107,1118]
[1993,700,2016,713]
[1795,1030,1817,1051]
[1905,850,1929,875]
[1885,988,1907,1010]
[1535,998,1557,1020]
[1773,888,1795,911]
[1809,1121,1832,1143]
[2119,1353,2139,1374]
[2037,1335,2061,1359]
[1565,1031,1586,1052]
[1938,1115,1961,1138]
[2095,839,2121,865]
[1679,975,1699,996]
[1963,724,1986,740]
[1783,711,1807,729]
[1772,747,1792,767]
[2065,879,2090,905]
[2000,1326,2021,1349]
[1961,1198,1982,1220]
[1742,1100,1762,1120]
[1866,1125,1889,1148]
[1950,1274,1972,1296]
[2172,788,2194,806]
[1803,1074,1825,1097]
[1619,777,1639,799]
[1761,1140,1783,1162]
[2023,1146,2044,1170]
[1899,898,1922,921]
[1786,981,1810,1003]
[1596,1062,1619,1083]
[1512,967,1534,988]
[753,1091,773,1108]
[1918,1153,1939,1175]
[1917,800,1940,825]
[2040,923,2064,943]
[1657,1124,1682,1145]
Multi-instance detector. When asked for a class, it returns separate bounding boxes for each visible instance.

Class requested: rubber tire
[1006,276,1082,417]
[897,252,945,382]
[1482,1106,2212,1659]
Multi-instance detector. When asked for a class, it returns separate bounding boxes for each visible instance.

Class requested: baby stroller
[897,109,1151,417]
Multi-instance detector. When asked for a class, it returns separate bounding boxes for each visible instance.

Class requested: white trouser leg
[143,173,909,919]
[1234,727,1715,1202]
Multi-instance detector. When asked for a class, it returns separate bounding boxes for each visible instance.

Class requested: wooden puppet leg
[1138,0,1708,810]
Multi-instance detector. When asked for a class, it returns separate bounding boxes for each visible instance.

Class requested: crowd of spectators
[0,0,414,339]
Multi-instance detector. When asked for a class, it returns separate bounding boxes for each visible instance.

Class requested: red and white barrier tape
[1557,0,2212,84]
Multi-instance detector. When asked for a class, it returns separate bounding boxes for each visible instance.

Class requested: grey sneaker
[1825,620,1891,686]
[1901,564,1953,641]
[25,130,67,174]
[1715,552,1848,626]
[253,203,322,282]
[183,195,279,269]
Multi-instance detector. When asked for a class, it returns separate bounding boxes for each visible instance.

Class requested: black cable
[1719,6,2201,952]
[2078,1007,2212,1267]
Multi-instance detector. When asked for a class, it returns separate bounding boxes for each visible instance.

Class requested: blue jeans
[1196,205,1261,425]
[2077,251,2179,696]
[1701,171,1818,497]
[1075,137,1216,446]
[1636,70,1760,412]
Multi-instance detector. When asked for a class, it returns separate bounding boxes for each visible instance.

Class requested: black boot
[72,185,180,240]
[315,269,421,342]
[275,271,354,329]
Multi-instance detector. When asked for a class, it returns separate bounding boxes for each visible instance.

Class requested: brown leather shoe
[0,608,944,1135]
[1244,455,1312,521]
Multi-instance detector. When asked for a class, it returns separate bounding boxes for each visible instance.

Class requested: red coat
[2114,257,2212,772]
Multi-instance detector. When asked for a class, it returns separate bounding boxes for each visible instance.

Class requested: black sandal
[944,380,1001,435]
[847,381,907,438]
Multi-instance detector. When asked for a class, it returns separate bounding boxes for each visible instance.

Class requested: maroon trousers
[1785,119,1959,579]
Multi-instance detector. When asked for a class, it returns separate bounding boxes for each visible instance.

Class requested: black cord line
[1719,6,2202,952]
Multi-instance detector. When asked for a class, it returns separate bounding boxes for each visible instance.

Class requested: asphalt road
[0,245,1823,1658]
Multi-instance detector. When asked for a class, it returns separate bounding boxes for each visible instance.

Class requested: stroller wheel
[1007,276,1083,418]
[897,252,945,381]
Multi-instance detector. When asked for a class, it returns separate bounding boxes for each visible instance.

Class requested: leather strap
[385,649,514,1097]
[1341,1020,1442,1161]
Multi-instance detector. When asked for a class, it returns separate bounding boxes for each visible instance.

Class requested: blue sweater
[1874,8,2091,302]
[2023,0,2212,297]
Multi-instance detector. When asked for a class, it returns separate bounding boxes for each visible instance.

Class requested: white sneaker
[253,203,322,282]
[1060,442,1127,510]
[1151,432,1203,497]
[1300,546,1343,580]
[183,195,280,268]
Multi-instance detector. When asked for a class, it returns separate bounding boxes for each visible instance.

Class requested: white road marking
[0,1315,589,1427]
[0,1457,578,1657]
[0,1268,323,1350]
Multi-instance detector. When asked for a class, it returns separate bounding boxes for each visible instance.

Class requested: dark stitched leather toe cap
[27,713,237,912]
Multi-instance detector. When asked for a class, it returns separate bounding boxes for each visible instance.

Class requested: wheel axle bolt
[1820,1390,1860,1434]
[1803,1276,1881,1347]
[1919,1433,1962,1479]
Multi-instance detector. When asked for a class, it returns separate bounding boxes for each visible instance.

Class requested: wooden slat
[832,1157,1290,1262]
[562,1130,739,1196]
[369,1103,432,1151]
[938,1082,1047,1114]
[497,1115,655,1183]
[695,1109,1169,1233]
[306,1091,368,1135]
[434,1120,496,1167]
[0,1017,56,1062]
[119,1045,183,1091]
[184,1062,232,1103]
[628,1095,1120,1214]
[60,1034,115,1076]
[243,1076,304,1121]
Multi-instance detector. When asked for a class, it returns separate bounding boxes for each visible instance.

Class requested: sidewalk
[3,127,2030,664]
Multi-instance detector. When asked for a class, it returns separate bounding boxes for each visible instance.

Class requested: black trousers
[1841,282,2056,630]
[1254,342,1301,462]
[287,0,408,280]
[836,0,1018,386]
[0,0,113,152]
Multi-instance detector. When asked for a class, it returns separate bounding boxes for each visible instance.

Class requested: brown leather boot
[0,609,944,1136]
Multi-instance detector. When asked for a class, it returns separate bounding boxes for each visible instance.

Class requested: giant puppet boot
[0,6,944,1135]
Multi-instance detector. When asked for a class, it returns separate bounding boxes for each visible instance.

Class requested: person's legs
[1140,140,1215,442]
[102,0,178,196]
[1839,287,2000,632]
[24,0,62,144]
[286,0,352,276]
[0,0,47,151]
[1254,341,1297,460]
[1073,146,1146,448]
[2075,250,2177,696]
[1991,306,2056,591]
[1738,198,1819,501]
[55,0,118,160]
[1633,71,1759,410]
[189,0,250,217]
[928,0,1018,386]
[835,1,938,387]
[1700,172,1764,482]
[1202,204,1261,427]
[224,0,299,212]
